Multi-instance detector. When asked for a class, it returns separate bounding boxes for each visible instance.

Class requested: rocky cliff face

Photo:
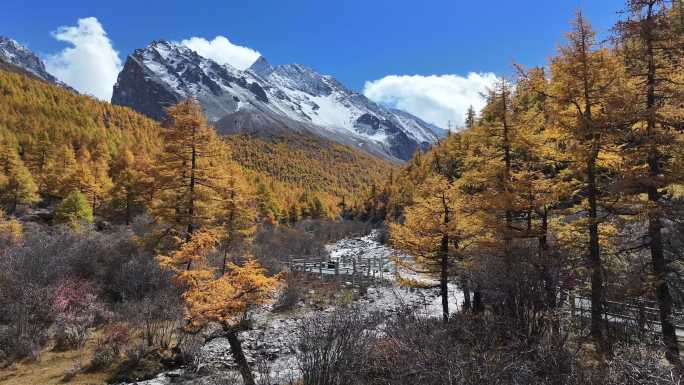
[112,40,444,161]
[0,36,67,87]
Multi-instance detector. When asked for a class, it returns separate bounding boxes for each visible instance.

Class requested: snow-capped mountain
[0,36,64,86]
[112,40,445,161]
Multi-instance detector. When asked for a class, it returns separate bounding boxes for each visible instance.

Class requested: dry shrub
[605,344,681,385]
[88,348,117,372]
[108,342,164,384]
[61,360,82,382]
[52,279,106,351]
[175,332,204,370]
[54,322,90,351]
[86,323,132,372]
[293,306,684,385]
[122,294,182,350]
[0,283,52,362]
[274,273,305,312]
[0,335,42,363]
[295,307,381,385]
[99,323,132,354]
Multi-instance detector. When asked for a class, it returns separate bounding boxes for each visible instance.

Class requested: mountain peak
[0,35,67,87]
[147,39,173,51]
[112,39,442,161]
[144,40,192,59]
[249,55,273,78]
[0,36,27,55]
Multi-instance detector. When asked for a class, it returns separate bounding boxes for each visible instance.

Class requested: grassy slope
[0,332,111,385]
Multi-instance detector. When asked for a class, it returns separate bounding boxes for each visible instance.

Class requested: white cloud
[45,17,121,101]
[363,72,498,130]
[179,36,260,70]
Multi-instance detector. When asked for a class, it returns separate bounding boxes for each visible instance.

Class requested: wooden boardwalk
[287,256,394,285]
[566,292,684,344]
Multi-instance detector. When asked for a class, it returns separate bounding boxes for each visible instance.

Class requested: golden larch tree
[390,174,477,321]
[152,99,228,244]
[548,11,627,353]
[614,0,684,367]
[0,129,39,213]
[157,227,280,385]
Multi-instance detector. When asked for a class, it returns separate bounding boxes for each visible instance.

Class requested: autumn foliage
[0,68,392,222]
[382,3,684,368]
[157,228,280,329]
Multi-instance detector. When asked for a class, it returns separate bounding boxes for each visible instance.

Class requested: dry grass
[0,331,113,385]
[297,275,357,309]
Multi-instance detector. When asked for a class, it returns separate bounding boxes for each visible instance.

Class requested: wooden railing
[565,292,684,344]
[287,256,394,286]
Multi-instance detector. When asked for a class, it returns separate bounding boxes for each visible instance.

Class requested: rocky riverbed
[127,231,462,385]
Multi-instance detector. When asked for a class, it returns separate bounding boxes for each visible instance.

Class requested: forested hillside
[227,133,395,199]
[0,67,394,223]
[0,67,159,217]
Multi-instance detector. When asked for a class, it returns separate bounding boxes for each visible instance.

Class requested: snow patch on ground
[125,231,462,385]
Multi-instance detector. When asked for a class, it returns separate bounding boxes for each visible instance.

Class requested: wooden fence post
[570,292,575,318]
[352,259,357,286]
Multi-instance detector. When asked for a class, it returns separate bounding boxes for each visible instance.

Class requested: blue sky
[1,0,626,127]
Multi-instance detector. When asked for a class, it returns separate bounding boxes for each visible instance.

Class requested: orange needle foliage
[157,227,281,332]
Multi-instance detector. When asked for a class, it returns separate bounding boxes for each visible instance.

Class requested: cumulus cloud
[45,17,121,101]
[180,36,261,70]
[363,72,498,130]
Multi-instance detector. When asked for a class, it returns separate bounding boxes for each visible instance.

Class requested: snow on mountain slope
[264,62,442,147]
[112,40,445,161]
[0,36,66,87]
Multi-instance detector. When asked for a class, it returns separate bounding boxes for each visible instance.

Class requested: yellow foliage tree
[67,147,112,211]
[108,146,156,224]
[157,227,280,385]
[43,143,77,198]
[548,11,627,351]
[390,174,477,321]
[613,0,684,367]
[151,99,228,244]
[0,130,39,212]
[0,209,23,247]
[219,169,257,274]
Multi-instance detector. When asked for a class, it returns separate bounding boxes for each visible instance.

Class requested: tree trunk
[222,189,236,276]
[649,211,680,367]
[440,234,449,322]
[473,291,484,313]
[185,137,197,270]
[462,278,472,311]
[642,1,681,368]
[187,141,197,237]
[587,156,606,351]
[221,249,229,276]
[10,192,17,214]
[125,189,131,225]
[501,82,513,256]
[577,13,606,352]
[440,193,450,322]
[539,207,556,309]
[226,329,255,385]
